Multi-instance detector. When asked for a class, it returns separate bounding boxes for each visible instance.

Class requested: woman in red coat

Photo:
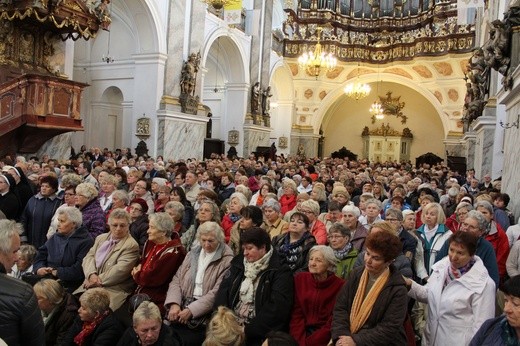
[280,179,298,216]
[131,212,186,314]
[290,245,344,345]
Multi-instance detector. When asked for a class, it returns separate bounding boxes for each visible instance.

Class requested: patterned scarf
[334,242,353,260]
[229,213,241,223]
[500,316,520,346]
[279,232,311,270]
[239,248,273,304]
[350,267,390,334]
[73,310,110,345]
[445,257,476,287]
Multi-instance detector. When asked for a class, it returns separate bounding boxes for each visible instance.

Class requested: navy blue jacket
[33,225,94,292]
[21,194,62,249]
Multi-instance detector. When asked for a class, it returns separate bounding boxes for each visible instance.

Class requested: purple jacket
[80,197,106,238]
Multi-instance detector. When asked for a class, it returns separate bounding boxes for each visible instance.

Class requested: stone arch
[202,30,248,84]
[313,73,450,137]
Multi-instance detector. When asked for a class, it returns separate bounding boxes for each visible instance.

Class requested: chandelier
[201,0,231,12]
[344,64,370,100]
[297,27,337,79]
[369,65,384,120]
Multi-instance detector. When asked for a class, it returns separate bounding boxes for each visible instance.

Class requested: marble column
[243,125,271,156]
[462,132,477,171]
[472,115,496,179]
[35,133,73,161]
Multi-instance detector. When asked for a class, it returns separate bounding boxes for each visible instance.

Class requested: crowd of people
[0,146,519,346]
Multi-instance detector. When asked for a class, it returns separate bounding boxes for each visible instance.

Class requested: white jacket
[408,256,495,346]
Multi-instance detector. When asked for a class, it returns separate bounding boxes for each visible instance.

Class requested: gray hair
[456,202,474,212]
[108,208,132,225]
[199,200,221,224]
[76,182,98,200]
[149,213,174,238]
[365,198,382,210]
[234,185,252,202]
[0,220,22,254]
[342,205,361,218]
[466,210,489,231]
[33,279,65,306]
[197,221,225,244]
[133,301,162,326]
[230,192,249,208]
[61,173,83,188]
[79,288,111,315]
[475,200,493,214]
[165,201,185,221]
[57,206,83,227]
[261,198,281,213]
[309,245,338,271]
[18,244,37,263]
[301,199,320,216]
[112,190,130,205]
[385,208,403,222]
[328,223,351,239]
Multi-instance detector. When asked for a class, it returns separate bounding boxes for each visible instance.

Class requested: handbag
[182,296,209,329]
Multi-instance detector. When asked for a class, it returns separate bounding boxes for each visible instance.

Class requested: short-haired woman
[181,200,221,252]
[290,245,344,345]
[165,222,233,345]
[221,192,249,243]
[300,199,327,245]
[331,230,408,345]
[10,243,37,279]
[165,201,186,236]
[261,199,288,239]
[117,301,180,346]
[328,223,358,279]
[131,213,186,315]
[229,205,263,255]
[64,287,124,345]
[215,227,294,346]
[33,278,79,345]
[75,182,106,238]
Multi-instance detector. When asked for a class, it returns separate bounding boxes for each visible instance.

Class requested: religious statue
[483,20,510,76]
[261,86,273,126]
[180,52,201,96]
[251,82,260,114]
[297,143,305,158]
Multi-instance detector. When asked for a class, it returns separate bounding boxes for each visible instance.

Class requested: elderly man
[0,220,45,345]
[434,210,499,287]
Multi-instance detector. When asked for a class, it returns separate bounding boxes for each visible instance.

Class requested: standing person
[405,232,496,346]
[215,227,294,346]
[0,219,45,345]
[290,245,344,345]
[20,175,62,249]
[0,173,20,220]
[331,230,408,345]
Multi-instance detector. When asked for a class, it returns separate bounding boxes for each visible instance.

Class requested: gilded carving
[412,65,433,78]
[304,89,313,99]
[448,89,458,102]
[326,66,343,79]
[346,68,374,80]
[299,115,306,122]
[319,91,327,100]
[433,62,453,76]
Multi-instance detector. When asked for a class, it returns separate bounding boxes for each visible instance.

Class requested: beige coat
[74,232,139,310]
[164,243,233,318]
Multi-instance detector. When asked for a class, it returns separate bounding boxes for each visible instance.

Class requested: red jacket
[290,272,344,346]
[221,214,236,243]
[280,194,297,216]
[133,238,186,313]
[310,220,328,245]
[485,221,510,282]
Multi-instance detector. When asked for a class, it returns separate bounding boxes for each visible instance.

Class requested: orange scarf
[349,268,390,334]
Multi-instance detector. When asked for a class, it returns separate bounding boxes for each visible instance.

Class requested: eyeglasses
[386,218,400,222]
[461,222,479,231]
[301,209,314,215]
[327,235,345,240]
[64,193,76,196]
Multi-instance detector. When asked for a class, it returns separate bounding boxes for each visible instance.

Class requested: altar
[361,124,413,163]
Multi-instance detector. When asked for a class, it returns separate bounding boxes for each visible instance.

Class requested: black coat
[130,214,149,254]
[0,190,20,220]
[62,311,124,346]
[47,293,79,346]
[214,251,294,346]
[272,232,316,273]
[116,324,181,346]
[0,267,45,346]
[331,265,408,346]
[20,194,62,249]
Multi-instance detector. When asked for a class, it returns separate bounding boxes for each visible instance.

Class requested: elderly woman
[471,275,520,345]
[273,212,317,273]
[290,245,344,345]
[65,288,124,345]
[47,185,78,238]
[358,198,383,229]
[261,199,288,239]
[203,306,245,346]
[328,223,358,280]
[416,202,451,276]
[300,200,327,245]
[165,221,233,345]
[126,169,143,194]
[106,189,129,221]
[75,209,139,311]
[131,213,186,314]
[221,192,249,243]
[280,179,298,216]
[75,182,106,238]
[215,227,294,346]
[129,178,154,214]
[154,184,172,213]
[181,200,221,252]
[10,244,37,279]
[171,186,195,229]
[0,173,20,220]
[117,301,180,346]
[310,183,328,214]
[229,205,263,255]
[165,201,186,236]
[341,205,368,251]
[475,200,510,283]
[128,198,149,252]
[33,207,94,292]
[99,174,118,213]
[33,279,79,345]
[331,230,408,346]
[405,232,496,346]
[445,201,473,233]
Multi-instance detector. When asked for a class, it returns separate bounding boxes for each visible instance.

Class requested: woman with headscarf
[0,173,20,220]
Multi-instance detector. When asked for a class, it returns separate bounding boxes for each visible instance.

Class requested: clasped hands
[167,303,193,324]
[83,273,103,289]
